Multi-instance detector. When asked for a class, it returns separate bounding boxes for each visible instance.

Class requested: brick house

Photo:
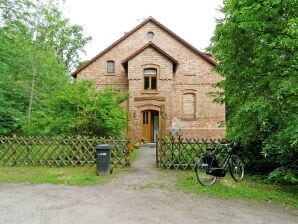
[72,17,226,142]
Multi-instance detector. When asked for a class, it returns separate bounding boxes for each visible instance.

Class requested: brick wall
[76,20,226,140]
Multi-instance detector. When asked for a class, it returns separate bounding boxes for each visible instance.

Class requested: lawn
[176,170,298,209]
[0,147,137,186]
[0,166,127,185]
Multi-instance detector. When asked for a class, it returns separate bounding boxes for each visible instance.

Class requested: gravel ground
[0,146,297,224]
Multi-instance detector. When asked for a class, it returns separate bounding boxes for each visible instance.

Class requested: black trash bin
[95,144,112,175]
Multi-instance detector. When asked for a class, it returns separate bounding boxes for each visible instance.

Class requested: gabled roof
[72,17,216,77]
[122,42,178,73]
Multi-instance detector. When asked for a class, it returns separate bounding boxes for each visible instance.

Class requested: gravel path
[0,146,297,224]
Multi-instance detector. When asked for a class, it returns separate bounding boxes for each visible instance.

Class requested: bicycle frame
[219,153,232,171]
[205,144,234,175]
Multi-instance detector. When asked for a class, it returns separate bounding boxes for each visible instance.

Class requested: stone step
[142,143,156,148]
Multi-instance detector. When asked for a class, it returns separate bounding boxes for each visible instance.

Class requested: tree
[1,0,91,71]
[26,81,128,137]
[34,1,91,71]
[0,0,91,135]
[210,0,298,183]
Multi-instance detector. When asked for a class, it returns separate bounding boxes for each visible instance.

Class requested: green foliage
[0,1,125,138]
[176,170,298,209]
[131,149,139,162]
[34,1,91,70]
[1,0,91,71]
[210,0,298,183]
[0,166,127,185]
[26,81,128,137]
[0,0,91,135]
[0,13,68,134]
[267,167,298,185]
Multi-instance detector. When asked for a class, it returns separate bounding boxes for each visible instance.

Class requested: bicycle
[195,142,245,186]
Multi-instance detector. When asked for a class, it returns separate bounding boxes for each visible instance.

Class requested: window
[144,68,157,90]
[143,111,149,124]
[147,31,154,39]
[107,61,115,73]
[182,93,196,120]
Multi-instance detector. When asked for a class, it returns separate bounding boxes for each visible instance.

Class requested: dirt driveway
[0,146,297,224]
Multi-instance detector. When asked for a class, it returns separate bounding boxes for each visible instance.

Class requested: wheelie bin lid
[95,144,112,150]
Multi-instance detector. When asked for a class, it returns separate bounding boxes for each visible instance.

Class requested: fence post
[126,139,132,167]
[160,104,166,139]
[13,135,17,166]
[127,111,134,142]
[178,135,181,162]
[160,138,165,167]
[156,134,159,168]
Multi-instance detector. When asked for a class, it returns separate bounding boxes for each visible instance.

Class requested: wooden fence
[156,136,226,169]
[0,136,131,167]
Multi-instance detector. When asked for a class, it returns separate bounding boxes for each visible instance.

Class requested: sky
[63,0,223,61]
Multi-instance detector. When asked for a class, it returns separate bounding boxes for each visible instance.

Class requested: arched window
[144,68,157,90]
[182,93,196,120]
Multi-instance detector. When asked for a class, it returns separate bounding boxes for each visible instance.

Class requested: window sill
[181,117,197,121]
[105,73,116,76]
[141,90,159,94]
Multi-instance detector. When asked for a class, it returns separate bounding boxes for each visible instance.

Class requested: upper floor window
[107,61,115,73]
[144,68,157,90]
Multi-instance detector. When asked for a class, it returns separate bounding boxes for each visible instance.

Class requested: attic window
[147,31,154,39]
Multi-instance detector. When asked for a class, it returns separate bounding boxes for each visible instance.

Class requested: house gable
[72,17,216,78]
[122,42,178,74]
[127,46,174,81]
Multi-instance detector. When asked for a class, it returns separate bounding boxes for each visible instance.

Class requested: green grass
[0,166,127,185]
[176,170,298,209]
[131,148,138,162]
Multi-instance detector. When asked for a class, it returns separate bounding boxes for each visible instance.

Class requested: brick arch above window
[182,93,196,120]
[141,64,160,72]
[137,104,161,112]
[144,68,157,75]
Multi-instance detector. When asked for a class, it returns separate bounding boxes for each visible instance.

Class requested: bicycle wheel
[195,157,217,186]
[229,155,245,182]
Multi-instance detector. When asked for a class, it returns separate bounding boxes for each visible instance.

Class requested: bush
[267,167,298,185]
[24,81,128,137]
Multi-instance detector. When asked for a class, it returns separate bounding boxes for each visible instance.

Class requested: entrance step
[142,143,156,148]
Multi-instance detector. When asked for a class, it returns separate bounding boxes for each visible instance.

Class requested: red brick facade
[73,17,226,141]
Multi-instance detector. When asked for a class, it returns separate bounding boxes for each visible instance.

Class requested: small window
[107,61,115,73]
[147,31,154,39]
[144,68,157,90]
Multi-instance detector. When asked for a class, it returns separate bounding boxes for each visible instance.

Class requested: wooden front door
[141,110,159,142]
[142,111,152,142]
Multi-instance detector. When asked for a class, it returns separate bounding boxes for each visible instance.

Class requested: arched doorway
[141,110,159,142]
